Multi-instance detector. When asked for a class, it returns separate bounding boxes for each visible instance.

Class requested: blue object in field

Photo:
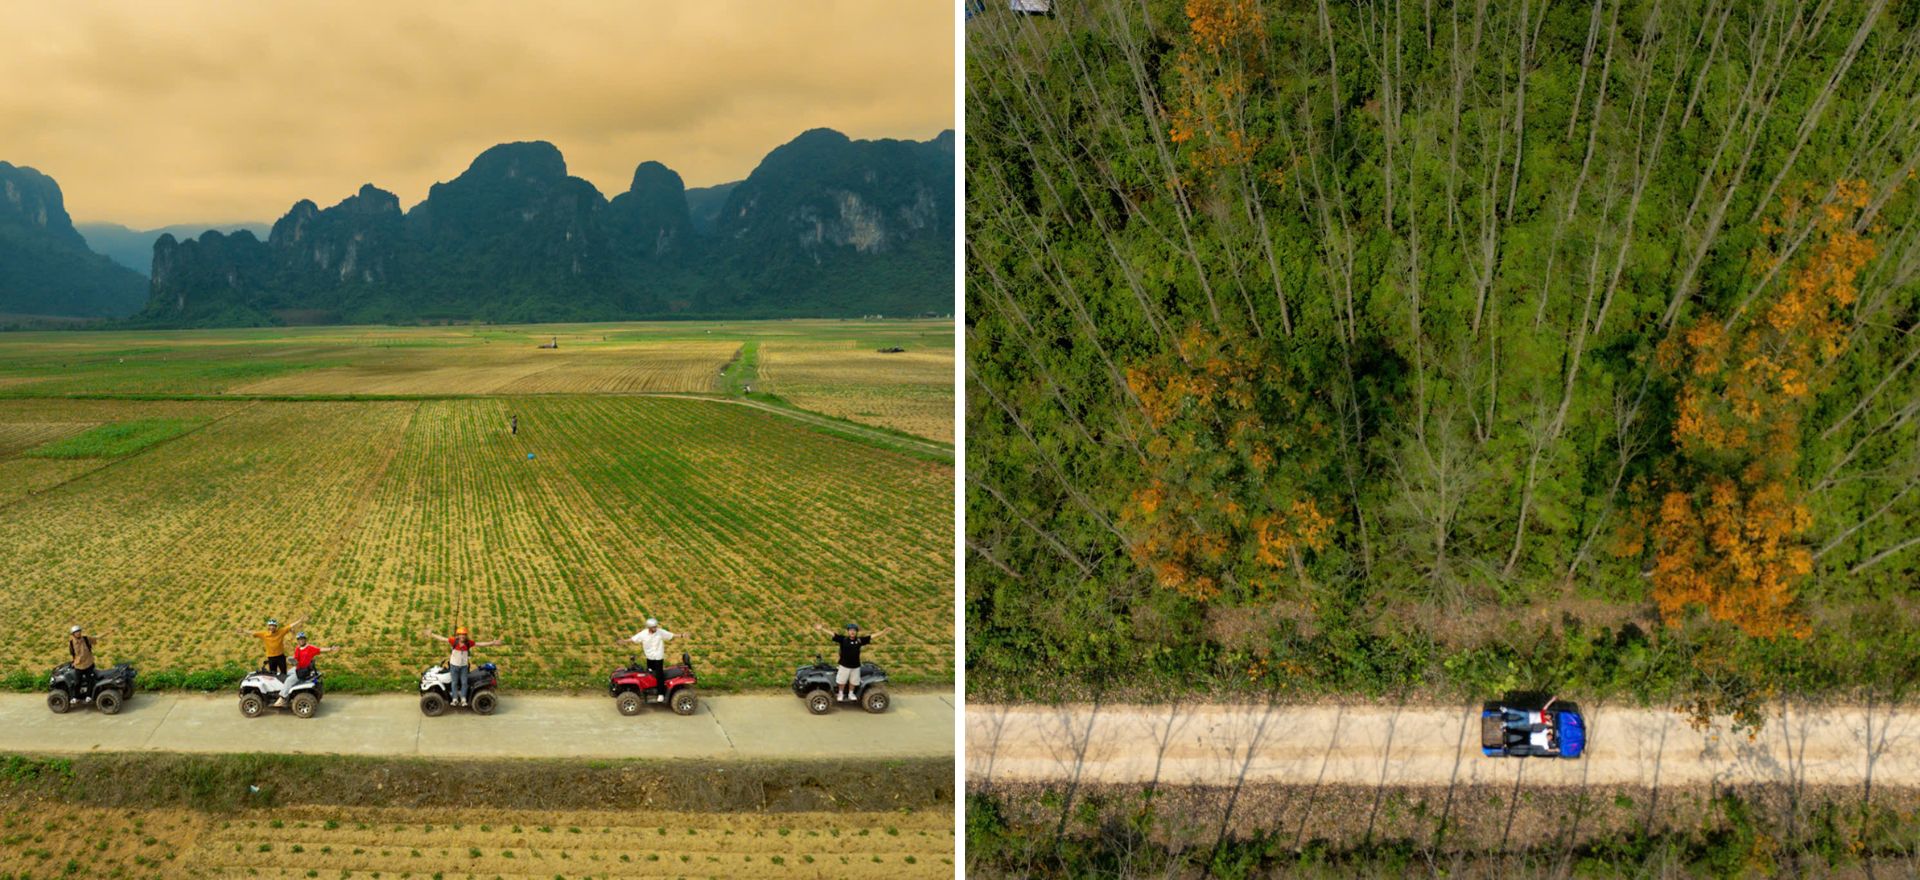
[1556,710,1585,758]
[527,453,535,460]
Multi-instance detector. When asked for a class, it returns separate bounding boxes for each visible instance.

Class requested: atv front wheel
[419,692,447,717]
[860,685,890,714]
[46,691,70,714]
[470,690,498,716]
[95,689,123,715]
[615,691,643,716]
[239,694,265,718]
[805,690,833,715]
[671,687,697,716]
[290,693,319,719]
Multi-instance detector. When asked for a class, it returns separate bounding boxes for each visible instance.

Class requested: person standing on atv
[236,617,305,679]
[621,618,686,697]
[814,622,889,702]
[423,626,503,707]
[284,633,341,695]
[66,625,99,697]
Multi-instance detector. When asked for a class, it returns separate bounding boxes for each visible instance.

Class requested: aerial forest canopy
[966,0,1920,721]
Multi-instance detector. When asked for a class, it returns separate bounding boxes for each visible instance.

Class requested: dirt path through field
[969,702,1920,789]
[0,692,953,759]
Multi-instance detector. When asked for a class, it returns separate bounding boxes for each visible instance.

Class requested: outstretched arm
[478,639,505,648]
[871,628,890,639]
[320,645,343,654]
[811,623,833,636]
[424,629,447,642]
[287,616,308,631]
[235,627,255,639]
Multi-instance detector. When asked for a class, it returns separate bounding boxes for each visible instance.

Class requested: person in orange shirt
[423,626,503,707]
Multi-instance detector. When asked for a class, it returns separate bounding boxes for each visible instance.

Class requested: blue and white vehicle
[1481,698,1585,758]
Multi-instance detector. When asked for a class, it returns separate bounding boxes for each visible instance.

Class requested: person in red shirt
[282,632,341,702]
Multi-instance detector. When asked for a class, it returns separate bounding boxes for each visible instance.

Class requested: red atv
[608,652,698,716]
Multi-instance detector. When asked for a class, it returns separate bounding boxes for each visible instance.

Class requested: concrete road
[969,702,1919,788]
[0,692,954,759]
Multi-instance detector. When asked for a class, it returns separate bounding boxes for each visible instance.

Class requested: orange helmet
[455,626,469,636]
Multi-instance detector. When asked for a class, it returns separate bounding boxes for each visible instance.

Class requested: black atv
[47,662,136,715]
[791,655,890,714]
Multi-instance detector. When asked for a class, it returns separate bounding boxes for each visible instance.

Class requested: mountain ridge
[139,128,953,326]
[0,161,149,317]
[77,221,273,277]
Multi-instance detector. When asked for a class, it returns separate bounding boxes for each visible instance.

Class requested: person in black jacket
[813,622,889,702]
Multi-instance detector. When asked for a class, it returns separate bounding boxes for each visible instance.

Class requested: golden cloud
[0,1,954,227]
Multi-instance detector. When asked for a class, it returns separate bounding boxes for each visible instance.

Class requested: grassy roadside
[0,666,952,694]
[969,602,1920,733]
[0,752,952,813]
[970,782,1920,878]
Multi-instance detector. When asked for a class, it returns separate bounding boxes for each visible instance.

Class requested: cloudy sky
[0,1,954,228]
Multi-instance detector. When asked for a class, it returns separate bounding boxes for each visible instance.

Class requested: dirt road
[0,692,953,759]
[969,702,1918,788]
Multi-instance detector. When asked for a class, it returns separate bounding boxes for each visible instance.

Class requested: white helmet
[645,618,659,627]
[69,625,81,634]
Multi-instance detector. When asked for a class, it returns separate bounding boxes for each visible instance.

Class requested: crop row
[313,396,953,684]
[0,401,416,676]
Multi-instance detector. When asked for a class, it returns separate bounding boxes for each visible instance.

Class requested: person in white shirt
[620,618,688,698]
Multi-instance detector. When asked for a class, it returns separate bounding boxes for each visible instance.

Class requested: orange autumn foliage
[1167,0,1263,181]
[1119,327,1331,601]
[1645,180,1879,638]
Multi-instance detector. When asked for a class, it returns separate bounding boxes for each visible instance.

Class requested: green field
[0,319,954,442]
[0,321,953,689]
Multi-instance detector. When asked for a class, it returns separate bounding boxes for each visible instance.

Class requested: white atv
[238,666,323,719]
[419,661,499,716]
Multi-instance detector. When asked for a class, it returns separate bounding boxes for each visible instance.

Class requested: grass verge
[0,667,949,694]
[970,781,1920,878]
[0,752,952,813]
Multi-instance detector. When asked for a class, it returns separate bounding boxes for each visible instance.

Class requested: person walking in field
[621,618,687,698]
[236,617,305,702]
[510,414,518,436]
[66,625,99,697]
[813,622,888,702]
[423,626,503,707]
[284,632,341,694]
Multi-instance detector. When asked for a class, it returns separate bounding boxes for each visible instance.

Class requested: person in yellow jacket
[235,616,305,703]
